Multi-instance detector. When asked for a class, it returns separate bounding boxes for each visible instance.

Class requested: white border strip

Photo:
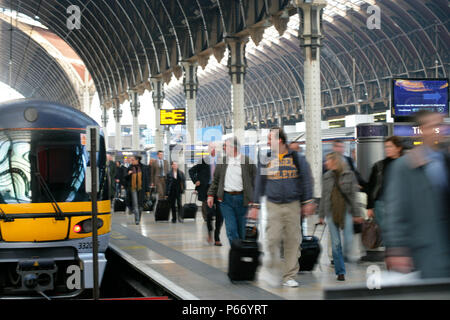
[108,243,199,300]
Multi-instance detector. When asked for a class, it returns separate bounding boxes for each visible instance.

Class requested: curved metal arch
[128,1,160,76]
[378,2,427,76]
[19,0,115,100]
[245,55,287,117]
[280,33,343,109]
[0,25,75,102]
[70,0,124,95]
[195,0,210,49]
[390,0,446,77]
[175,0,196,57]
[215,0,229,35]
[157,0,182,67]
[199,75,231,116]
[94,0,141,86]
[334,14,383,97]
[325,23,369,102]
[142,0,171,74]
[114,0,151,85]
[1,0,111,101]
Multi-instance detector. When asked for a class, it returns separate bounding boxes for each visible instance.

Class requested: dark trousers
[206,197,223,242]
[169,193,182,222]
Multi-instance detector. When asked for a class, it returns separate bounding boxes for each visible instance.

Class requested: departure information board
[160,109,186,125]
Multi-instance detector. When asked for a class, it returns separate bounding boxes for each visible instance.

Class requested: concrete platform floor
[109,201,386,300]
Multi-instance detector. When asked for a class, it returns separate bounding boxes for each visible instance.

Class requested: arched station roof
[0,13,81,108]
[165,0,449,128]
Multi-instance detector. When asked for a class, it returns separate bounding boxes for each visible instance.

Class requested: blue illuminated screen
[392,79,449,117]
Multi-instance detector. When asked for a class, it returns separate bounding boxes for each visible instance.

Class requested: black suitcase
[181,193,198,220]
[299,222,325,272]
[228,219,261,281]
[155,199,170,221]
[113,198,126,212]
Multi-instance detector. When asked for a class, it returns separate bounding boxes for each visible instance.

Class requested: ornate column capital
[181,61,199,100]
[225,36,248,84]
[295,0,327,60]
[150,77,164,109]
[100,106,108,128]
[112,98,122,121]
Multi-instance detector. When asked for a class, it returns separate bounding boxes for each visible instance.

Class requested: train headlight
[73,218,103,234]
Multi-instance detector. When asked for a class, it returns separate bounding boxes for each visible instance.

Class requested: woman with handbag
[319,152,364,281]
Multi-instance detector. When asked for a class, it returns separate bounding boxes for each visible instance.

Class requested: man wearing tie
[189,143,224,246]
[151,150,169,199]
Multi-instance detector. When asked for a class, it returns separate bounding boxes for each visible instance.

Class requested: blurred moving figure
[366,136,404,238]
[250,127,314,288]
[319,152,364,281]
[189,143,224,245]
[151,150,170,199]
[383,110,450,279]
[332,140,366,190]
[114,160,124,198]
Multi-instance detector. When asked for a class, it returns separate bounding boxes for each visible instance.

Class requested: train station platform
[109,200,385,300]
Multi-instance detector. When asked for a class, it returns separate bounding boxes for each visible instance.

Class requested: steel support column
[181,61,198,145]
[112,99,122,151]
[101,105,109,151]
[129,90,141,150]
[226,36,248,136]
[296,0,327,198]
[151,77,165,151]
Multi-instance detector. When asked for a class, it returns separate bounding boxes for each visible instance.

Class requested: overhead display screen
[160,109,186,125]
[392,79,449,118]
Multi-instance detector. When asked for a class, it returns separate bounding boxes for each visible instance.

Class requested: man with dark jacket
[207,137,257,245]
[125,155,151,225]
[189,143,224,245]
[249,127,315,288]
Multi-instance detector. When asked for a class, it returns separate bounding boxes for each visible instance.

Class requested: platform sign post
[86,126,100,300]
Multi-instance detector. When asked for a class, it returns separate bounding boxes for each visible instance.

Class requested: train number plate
[78,242,93,250]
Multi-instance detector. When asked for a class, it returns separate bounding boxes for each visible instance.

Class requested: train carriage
[0,99,111,298]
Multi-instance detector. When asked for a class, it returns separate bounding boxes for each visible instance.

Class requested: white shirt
[224,155,243,192]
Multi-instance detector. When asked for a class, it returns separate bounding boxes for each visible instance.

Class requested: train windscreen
[0,130,108,204]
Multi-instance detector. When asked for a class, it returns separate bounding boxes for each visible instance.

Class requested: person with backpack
[318,152,364,281]
[249,127,315,288]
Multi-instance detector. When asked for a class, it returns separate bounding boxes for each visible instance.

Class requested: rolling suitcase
[298,222,326,272]
[113,198,126,212]
[155,199,170,221]
[181,192,198,220]
[228,219,261,282]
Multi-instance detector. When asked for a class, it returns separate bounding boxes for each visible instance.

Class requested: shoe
[135,221,140,225]
[178,217,184,223]
[330,260,334,265]
[337,274,345,281]
[171,220,177,223]
[214,241,222,246]
[282,279,299,288]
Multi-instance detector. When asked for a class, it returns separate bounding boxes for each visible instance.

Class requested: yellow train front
[0,100,111,298]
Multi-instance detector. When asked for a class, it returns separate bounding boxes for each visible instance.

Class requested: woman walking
[165,161,186,223]
[319,152,364,281]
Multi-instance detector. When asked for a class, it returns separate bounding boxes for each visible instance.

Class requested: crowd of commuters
[107,110,450,287]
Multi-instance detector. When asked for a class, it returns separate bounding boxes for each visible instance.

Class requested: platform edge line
[108,242,200,300]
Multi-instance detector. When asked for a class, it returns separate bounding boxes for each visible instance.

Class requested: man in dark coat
[189,143,224,245]
[125,155,151,225]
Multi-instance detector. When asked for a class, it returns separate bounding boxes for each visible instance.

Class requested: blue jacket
[253,150,313,205]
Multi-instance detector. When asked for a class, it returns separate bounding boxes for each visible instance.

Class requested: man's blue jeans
[326,212,353,276]
[219,192,248,245]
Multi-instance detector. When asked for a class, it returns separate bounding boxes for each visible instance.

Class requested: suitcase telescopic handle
[190,191,198,203]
